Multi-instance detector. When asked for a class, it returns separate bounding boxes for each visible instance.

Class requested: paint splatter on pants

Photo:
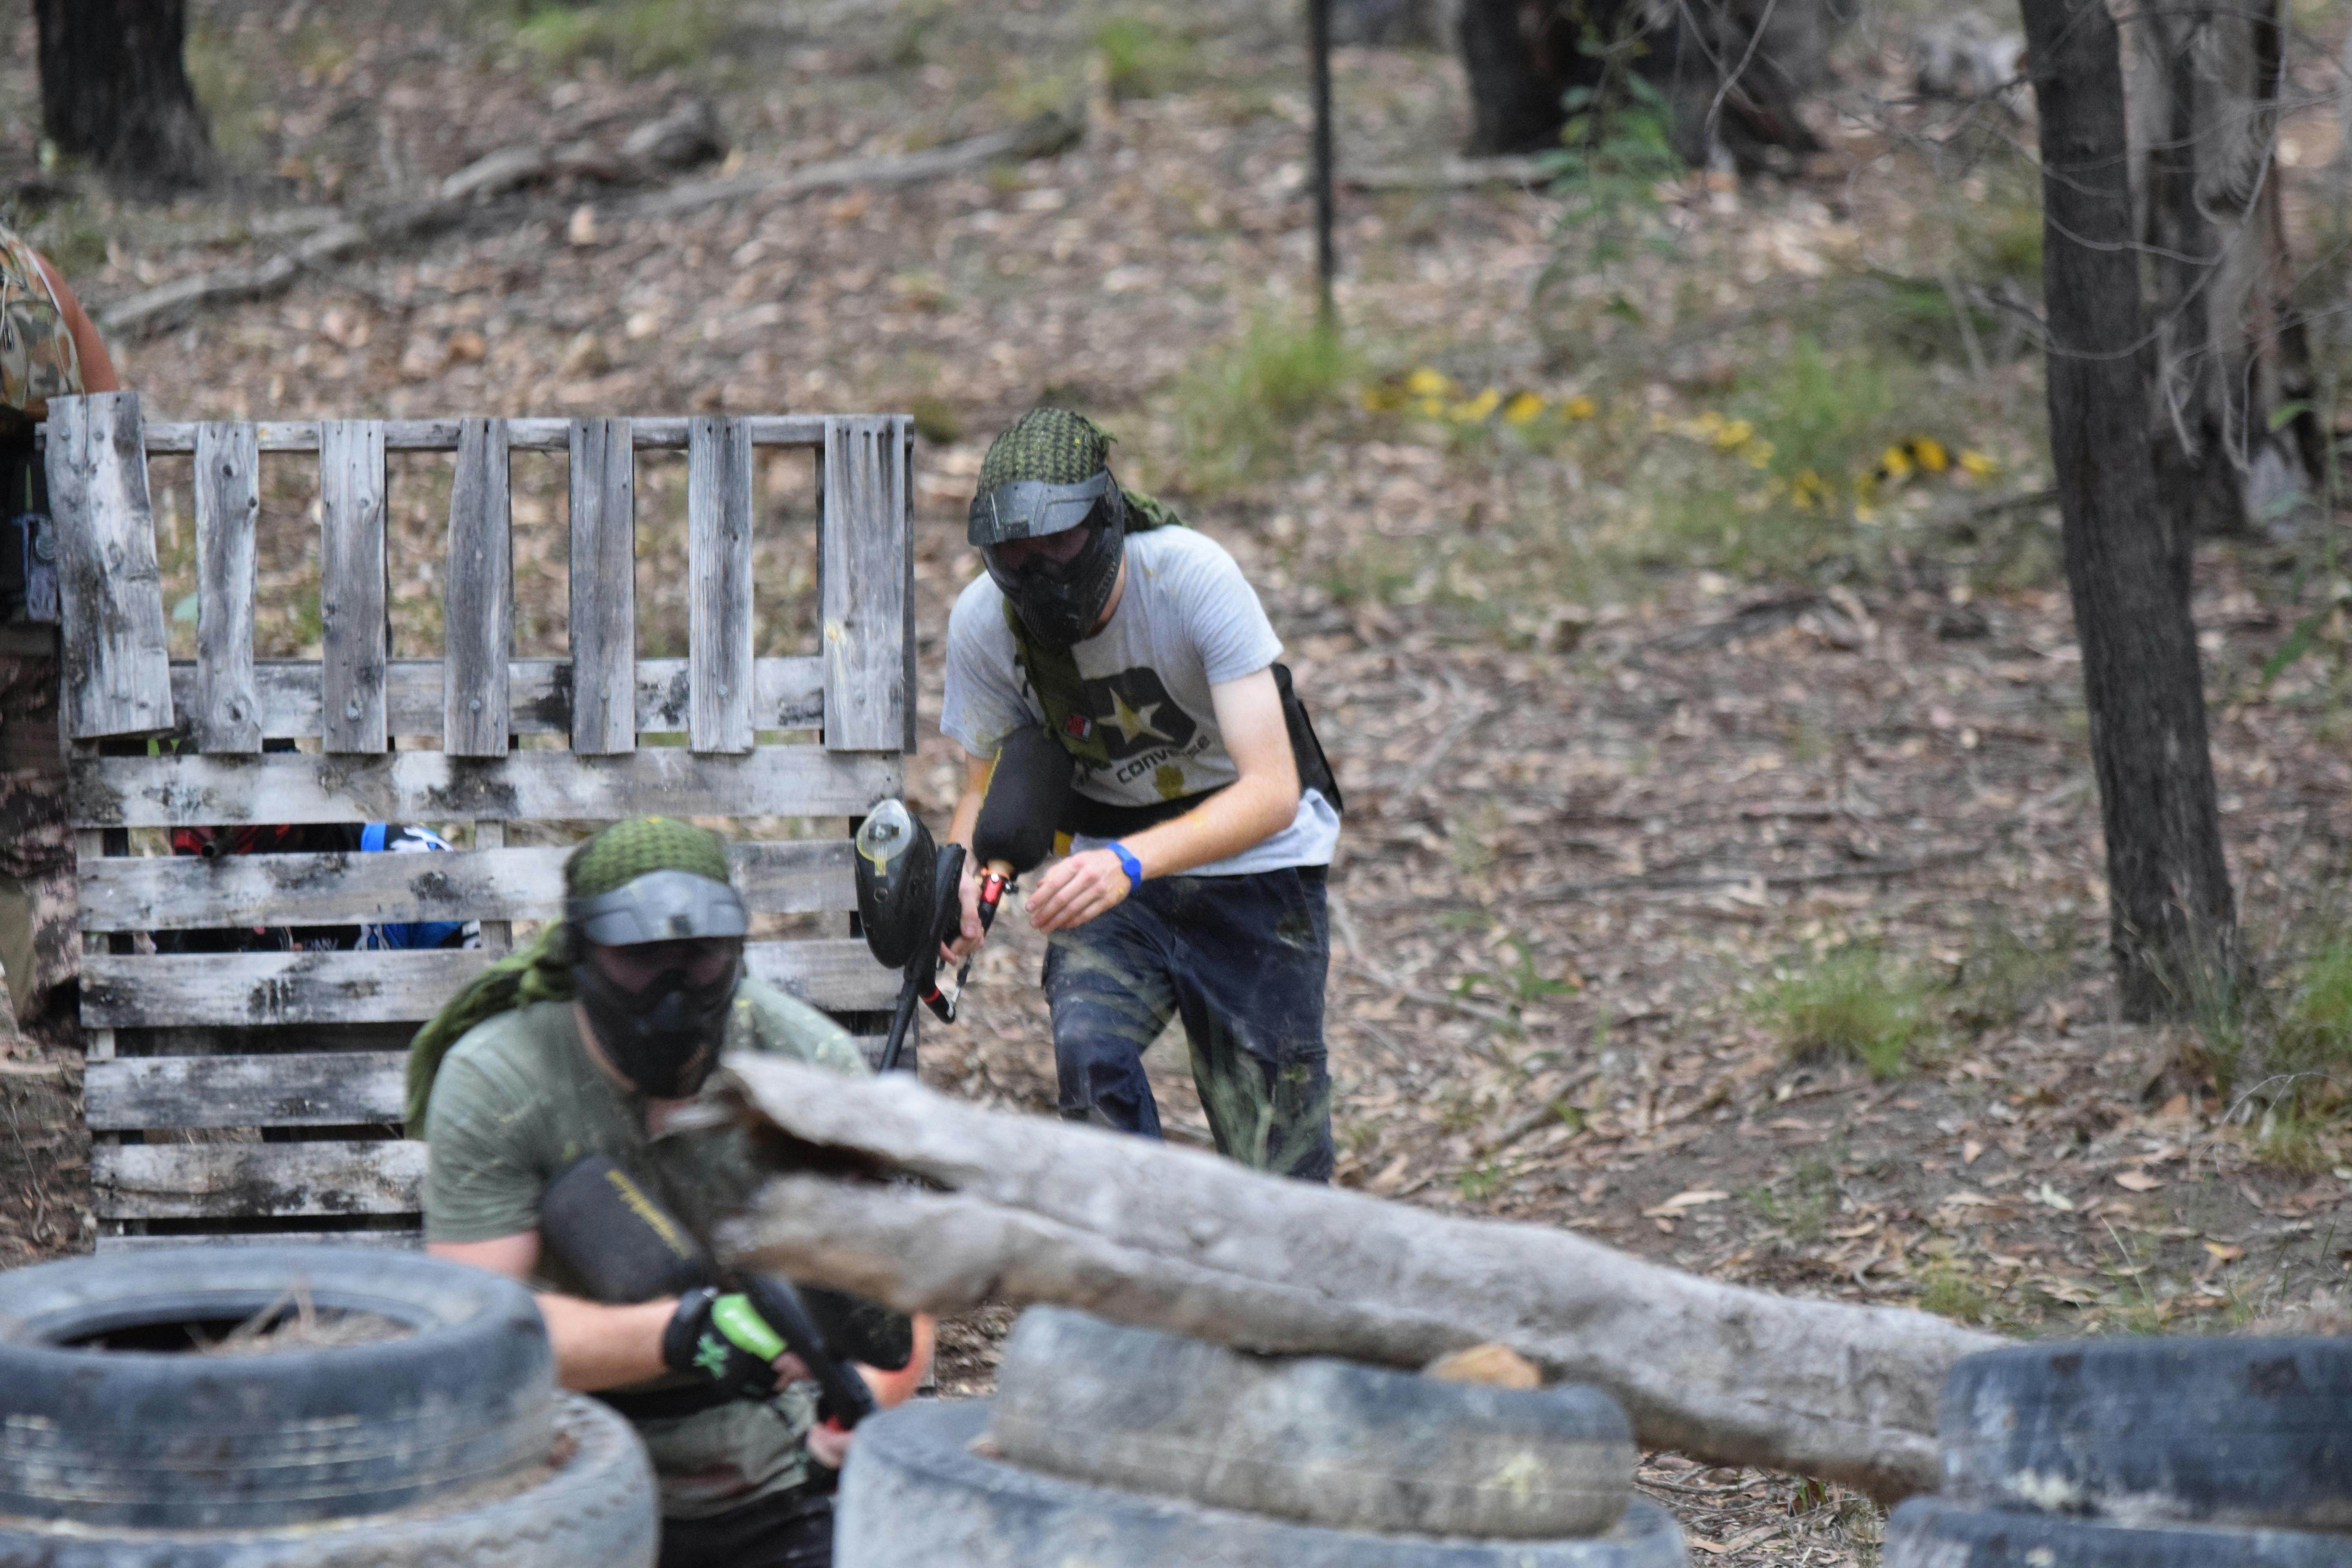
[1043,865,1332,1182]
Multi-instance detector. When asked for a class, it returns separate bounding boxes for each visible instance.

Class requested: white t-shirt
[941,527,1339,877]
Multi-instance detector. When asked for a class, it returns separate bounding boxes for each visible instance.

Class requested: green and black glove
[662,1285,789,1399]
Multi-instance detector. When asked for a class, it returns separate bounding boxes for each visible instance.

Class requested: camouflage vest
[0,223,82,434]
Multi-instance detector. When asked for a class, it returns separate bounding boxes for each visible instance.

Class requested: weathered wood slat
[98,1229,422,1251]
[319,419,388,753]
[81,938,897,1027]
[86,1051,405,1130]
[80,839,859,931]
[193,421,261,753]
[163,655,824,740]
[93,1142,425,1220]
[133,416,833,454]
[46,392,176,739]
[442,418,512,757]
[569,417,635,754]
[72,746,898,828]
[688,416,755,754]
[820,416,912,752]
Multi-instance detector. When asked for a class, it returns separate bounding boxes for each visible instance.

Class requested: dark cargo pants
[1043,865,1332,1182]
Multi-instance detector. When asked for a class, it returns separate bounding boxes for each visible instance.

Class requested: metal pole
[1310,0,1337,330]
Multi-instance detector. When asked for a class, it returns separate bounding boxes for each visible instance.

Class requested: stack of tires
[1888,1337,2352,1565]
[0,1248,658,1568]
[838,1307,1688,1566]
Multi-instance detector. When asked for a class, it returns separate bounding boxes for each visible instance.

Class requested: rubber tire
[0,1247,554,1529]
[1885,1496,2352,1568]
[991,1307,1633,1539]
[0,1394,657,1568]
[837,1399,1687,1568]
[1938,1338,2352,1531]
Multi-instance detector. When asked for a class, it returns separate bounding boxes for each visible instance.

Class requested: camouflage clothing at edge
[0,221,83,1054]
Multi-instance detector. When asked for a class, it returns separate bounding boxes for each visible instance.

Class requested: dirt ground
[5,0,2351,1559]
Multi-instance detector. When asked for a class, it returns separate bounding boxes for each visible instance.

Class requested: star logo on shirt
[1099,689,1172,746]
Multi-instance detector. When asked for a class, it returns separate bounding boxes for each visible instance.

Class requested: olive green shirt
[422,977,870,1519]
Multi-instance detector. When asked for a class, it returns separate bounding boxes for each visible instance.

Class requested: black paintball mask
[565,869,748,1099]
[969,469,1127,649]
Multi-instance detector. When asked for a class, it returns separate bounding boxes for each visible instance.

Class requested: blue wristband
[1107,841,1144,891]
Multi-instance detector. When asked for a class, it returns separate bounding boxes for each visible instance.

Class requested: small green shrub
[514,0,722,75]
[1747,1150,1837,1242]
[2276,942,2352,1080]
[907,395,962,445]
[1176,316,1354,489]
[1918,1264,1990,1325]
[1763,947,1927,1078]
[1093,16,1194,100]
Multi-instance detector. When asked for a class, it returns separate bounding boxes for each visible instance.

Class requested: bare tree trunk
[1456,0,1828,166]
[34,0,215,194]
[1457,0,1590,153]
[2125,0,2323,536]
[716,1057,2003,1503]
[2018,0,2239,1019]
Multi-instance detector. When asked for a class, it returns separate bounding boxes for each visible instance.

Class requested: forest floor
[7,0,2352,1559]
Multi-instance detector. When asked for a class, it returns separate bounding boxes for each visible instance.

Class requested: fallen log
[97,109,1083,338]
[715,1056,2002,1503]
[613,108,1082,223]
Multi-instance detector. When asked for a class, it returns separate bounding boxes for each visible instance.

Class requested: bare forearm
[535,1293,676,1391]
[1122,771,1299,878]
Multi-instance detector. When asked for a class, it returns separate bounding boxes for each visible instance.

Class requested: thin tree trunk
[717,1057,2003,1504]
[2018,0,2238,1018]
[34,0,214,194]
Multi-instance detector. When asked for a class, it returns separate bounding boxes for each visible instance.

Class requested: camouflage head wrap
[977,407,1113,492]
[404,817,737,1135]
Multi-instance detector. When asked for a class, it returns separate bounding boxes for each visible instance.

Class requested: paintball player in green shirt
[414,816,929,1568]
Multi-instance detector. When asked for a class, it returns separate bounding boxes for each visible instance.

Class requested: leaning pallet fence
[41,392,913,1249]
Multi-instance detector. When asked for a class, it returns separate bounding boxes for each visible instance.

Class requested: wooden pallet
[42,392,913,1251]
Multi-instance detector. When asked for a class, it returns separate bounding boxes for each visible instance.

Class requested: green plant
[1175,315,1354,489]
[1918,1263,1990,1325]
[1457,1162,1504,1201]
[1093,16,1194,100]
[908,394,962,445]
[1763,947,1927,1078]
[1951,912,2078,1033]
[1747,1151,1837,1242]
[513,0,723,75]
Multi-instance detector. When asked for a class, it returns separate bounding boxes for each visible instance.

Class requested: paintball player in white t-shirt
[940,408,1342,1180]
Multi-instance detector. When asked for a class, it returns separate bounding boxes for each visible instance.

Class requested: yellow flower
[1958,448,1998,477]
[1691,410,1727,436]
[1501,391,1547,426]
[1790,469,1832,510]
[1563,395,1597,421]
[1713,418,1755,451]
[1452,387,1501,422]
[1406,367,1454,398]
[1416,397,1448,419]
[1741,437,1775,469]
[1910,435,1950,474]
[1878,444,1914,479]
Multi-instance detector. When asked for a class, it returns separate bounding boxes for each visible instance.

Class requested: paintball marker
[537,1153,908,1428]
[853,726,1072,1072]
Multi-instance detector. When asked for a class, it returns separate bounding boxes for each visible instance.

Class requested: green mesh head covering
[565,815,730,897]
[978,408,1113,492]
[404,816,738,1136]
